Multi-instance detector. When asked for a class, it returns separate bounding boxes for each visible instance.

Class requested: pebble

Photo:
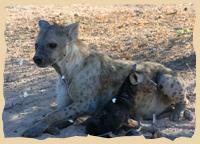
[61,75,65,80]
[68,119,74,123]
[23,91,28,97]
[112,97,117,103]
[19,59,24,66]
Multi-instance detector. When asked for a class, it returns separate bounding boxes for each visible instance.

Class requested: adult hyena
[22,20,190,137]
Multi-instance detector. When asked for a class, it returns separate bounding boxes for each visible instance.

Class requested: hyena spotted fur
[22,20,192,137]
[85,64,193,136]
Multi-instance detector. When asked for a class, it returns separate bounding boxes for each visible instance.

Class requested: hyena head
[33,20,79,67]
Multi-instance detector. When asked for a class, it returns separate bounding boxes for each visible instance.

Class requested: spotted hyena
[22,20,192,137]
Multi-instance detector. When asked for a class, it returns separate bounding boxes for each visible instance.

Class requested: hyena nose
[33,56,43,65]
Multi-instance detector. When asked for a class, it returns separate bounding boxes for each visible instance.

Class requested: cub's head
[33,20,79,67]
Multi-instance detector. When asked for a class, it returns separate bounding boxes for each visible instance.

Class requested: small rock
[68,119,74,123]
[23,91,28,97]
[19,59,24,66]
[61,75,65,80]
[184,7,188,11]
[112,97,117,103]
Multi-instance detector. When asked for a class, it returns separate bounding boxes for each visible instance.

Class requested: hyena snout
[33,55,48,67]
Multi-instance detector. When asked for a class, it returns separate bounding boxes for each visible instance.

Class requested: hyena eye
[48,43,57,49]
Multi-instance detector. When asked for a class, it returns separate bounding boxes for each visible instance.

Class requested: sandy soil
[3,4,196,139]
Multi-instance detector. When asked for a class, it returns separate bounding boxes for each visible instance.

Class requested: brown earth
[3,4,196,140]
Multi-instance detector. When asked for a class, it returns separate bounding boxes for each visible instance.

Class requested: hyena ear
[38,20,50,30]
[132,64,137,72]
[129,73,144,85]
[65,22,79,41]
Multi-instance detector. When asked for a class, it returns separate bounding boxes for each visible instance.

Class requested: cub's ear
[38,20,50,30]
[65,22,79,41]
[129,73,144,85]
[132,64,137,72]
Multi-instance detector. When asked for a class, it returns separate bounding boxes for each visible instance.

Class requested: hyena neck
[53,40,89,79]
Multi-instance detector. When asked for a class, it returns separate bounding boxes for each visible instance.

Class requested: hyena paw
[45,126,60,135]
[22,121,49,138]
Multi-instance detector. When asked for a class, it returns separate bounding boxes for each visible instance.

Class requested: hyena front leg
[22,100,96,138]
[156,72,193,121]
[56,77,73,109]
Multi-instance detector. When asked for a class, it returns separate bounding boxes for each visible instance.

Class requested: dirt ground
[3,4,196,140]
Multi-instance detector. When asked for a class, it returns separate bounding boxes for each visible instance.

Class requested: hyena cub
[85,63,193,136]
[22,20,192,138]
